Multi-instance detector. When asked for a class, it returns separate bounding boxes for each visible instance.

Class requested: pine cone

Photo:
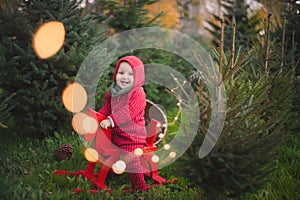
[54,143,73,161]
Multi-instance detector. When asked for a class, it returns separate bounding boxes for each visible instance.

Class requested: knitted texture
[122,144,148,191]
[98,56,148,190]
[99,56,147,146]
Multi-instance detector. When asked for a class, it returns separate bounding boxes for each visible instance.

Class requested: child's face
[116,61,134,89]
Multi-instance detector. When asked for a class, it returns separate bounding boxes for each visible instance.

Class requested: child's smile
[116,62,134,89]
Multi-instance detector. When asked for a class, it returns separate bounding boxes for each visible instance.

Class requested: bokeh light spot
[84,148,98,162]
[112,160,126,174]
[62,82,87,113]
[72,112,87,134]
[134,148,144,156]
[163,144,171,150]
[32,21,65,59]
[158,133,164,139]
[156,122,161,128]
[82,116,98,134]
[151,155,160,163]
[169,151,176,158]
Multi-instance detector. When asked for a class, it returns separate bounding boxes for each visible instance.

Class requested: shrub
[177,42,295,199]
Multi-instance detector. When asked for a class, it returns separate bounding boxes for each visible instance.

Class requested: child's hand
[100,119,111,129]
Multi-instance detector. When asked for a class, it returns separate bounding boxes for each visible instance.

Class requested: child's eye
[118,72,124,74]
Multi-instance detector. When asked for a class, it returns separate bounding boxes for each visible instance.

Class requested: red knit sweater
[98,56,147,147]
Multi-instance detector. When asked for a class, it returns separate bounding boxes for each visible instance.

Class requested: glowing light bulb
[164,144,171,150]
[151,155,160,163]
[112,160,126,174]
[169,151,176,158]
[134,148,143,156]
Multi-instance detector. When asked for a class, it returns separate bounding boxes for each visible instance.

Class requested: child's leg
[122,145,147,191]
[128,172,147,191]
[127,155,147,191]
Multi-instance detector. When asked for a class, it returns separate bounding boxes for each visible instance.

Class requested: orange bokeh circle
[72,112,87,134]
[62,82,87,113]
[84,148,99,162]
[72,112,98,134]
[32,21,65,59]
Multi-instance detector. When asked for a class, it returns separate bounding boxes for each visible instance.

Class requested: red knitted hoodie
[98,56,147,146]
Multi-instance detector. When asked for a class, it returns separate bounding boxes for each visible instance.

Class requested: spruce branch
[281,16,286,73]
[264,13,272,74]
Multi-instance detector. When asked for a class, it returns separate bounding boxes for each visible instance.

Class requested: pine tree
[0,0,106,138]
[261,0,299,131]
[0,0,163,138]
[279,0,300,58]
[0,94,14,129]
[206,0,262,51]
[176,18,295,198]
[86,0,160,33]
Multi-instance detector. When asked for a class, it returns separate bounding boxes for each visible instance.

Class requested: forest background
[0,0,299,199]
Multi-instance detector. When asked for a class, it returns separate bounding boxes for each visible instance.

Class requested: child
[98,56,148,192]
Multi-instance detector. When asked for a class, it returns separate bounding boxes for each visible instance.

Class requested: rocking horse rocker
[53,99,178,193]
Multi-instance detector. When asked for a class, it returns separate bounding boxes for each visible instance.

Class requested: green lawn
[0,131,204,200]
[245,134,300,200]
[0,129,299,200]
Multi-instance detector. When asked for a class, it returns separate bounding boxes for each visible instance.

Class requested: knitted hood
[113,56,145,90]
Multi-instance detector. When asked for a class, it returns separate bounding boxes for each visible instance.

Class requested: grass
[0,130,204,200]
[0,128,299,199]
[245,133,300,200]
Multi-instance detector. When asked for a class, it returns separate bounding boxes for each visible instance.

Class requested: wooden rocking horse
[53,99,178,193]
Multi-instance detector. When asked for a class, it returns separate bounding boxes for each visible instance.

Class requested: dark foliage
[0,0,106,138]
